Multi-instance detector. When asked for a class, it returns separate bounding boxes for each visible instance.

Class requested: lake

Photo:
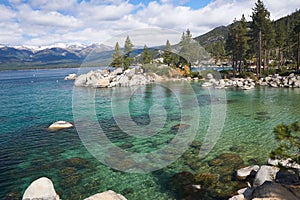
[0,68,299,199]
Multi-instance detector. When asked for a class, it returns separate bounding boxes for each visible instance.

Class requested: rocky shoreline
[202,73,300,90]
[229,158,300,200]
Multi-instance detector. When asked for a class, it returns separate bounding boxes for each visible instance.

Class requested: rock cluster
[257,73,300,88]
[202,73,300,90]
[74,68,155,88]
[229,160,300,200]
[202,73,255,90]
[22,177,127,200]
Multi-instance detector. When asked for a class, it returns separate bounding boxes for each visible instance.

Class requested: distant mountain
[0,43,114,70]
[194,26,229,48]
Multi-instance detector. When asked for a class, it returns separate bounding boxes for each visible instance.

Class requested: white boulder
[253,165,280,187]
[237,165,260,180]
[22,177,59,200]
[84,190,127,200]
[48,120,73,131]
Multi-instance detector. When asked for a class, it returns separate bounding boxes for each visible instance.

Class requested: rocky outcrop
[84,190,127,200]
[74,68,155,88]
[202,73,300,89]
[48,120,73,131]
[64,73,77,80]
[22,177,59,200]
[257,73,300,88]
[229,162,300,200]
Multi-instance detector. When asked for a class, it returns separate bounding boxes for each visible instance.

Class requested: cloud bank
[0,0,299,46]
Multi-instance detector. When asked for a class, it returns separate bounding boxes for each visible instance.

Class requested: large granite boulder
[252,181,299,200]
[84,190,127,200]
[22,177,59,200]
[253,165,280,187]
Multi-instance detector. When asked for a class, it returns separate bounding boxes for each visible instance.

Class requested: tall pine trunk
[297,32,300,70]
[257,30,262,77]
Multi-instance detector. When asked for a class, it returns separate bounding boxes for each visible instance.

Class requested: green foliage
[271,122,300,165]
[110,42,122,68]
[163,40,173,66]
[123,35,133,70]
[141,45,151,64]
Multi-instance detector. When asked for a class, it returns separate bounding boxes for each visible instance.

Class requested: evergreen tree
[293,13,300,69]
[226,18,239,76]
[250,0,274,76]
[110,42,122,68]
[163,40,173,66]
[142,45,151,64]
[236,14,250,73]
[179,29,193,66]
[275,21,286,68]
[123,35,133,70]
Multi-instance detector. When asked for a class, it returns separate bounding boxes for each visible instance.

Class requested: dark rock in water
[65,157,88,169]
[254,115,271,121]
[59,167,77,178]
[252,181,300,200]
[171,124,191,131]
[61,172,82,187]
[256,111,268,115]
[209,153,244,167]
[122,188,134,195]
[194,173,219,187]
[229,146,244,153]
[169,171,197,198]
[209,153,245,176]
[190,140,202,149]
[119,143,134,149]
[275,169,300,184]
[4,191,21,200]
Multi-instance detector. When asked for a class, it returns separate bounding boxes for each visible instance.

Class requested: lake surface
[0,68,299,199]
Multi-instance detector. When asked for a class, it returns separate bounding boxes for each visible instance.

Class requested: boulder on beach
[22,177,59,200]
[48,120,73,131]
[84,190,127,200]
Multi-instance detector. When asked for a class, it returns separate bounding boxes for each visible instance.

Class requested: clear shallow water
[0,68,300,199]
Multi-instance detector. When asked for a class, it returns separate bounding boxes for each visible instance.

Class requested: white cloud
[0,0,300,46]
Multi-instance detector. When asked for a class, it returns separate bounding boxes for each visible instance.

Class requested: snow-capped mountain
[0,43,114,70]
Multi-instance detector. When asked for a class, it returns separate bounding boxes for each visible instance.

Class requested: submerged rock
[22,177,59,200]
[84,190,127,200]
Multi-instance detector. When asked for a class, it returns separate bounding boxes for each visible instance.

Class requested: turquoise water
[0,68,300,199]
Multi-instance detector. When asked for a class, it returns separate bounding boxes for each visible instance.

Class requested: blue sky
[1,0,300,46]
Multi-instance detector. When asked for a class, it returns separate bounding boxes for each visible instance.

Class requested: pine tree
[142,45,151,64]
[123,35,133,70]
[250,0,274,76]
[163,40,173,66]
[110,42,122,68]
[179,29,193,66]
[226,19,238,76]
[293,13,300,69]
[236,14,250,73]
[275,21,286,68]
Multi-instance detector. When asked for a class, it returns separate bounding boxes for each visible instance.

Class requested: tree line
[225,0,300,77]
